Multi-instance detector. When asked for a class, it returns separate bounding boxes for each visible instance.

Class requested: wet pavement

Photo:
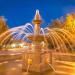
[0,51,75,75]
[0,59,75,75]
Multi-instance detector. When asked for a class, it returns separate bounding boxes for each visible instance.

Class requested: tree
[49,19,63,28]
[0,16,8,35]
[63,13,75,34]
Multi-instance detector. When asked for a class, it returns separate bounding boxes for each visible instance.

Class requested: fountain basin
[27,34,49,42]
[22,51,54,73]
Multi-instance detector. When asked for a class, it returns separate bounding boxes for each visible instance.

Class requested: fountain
[0,10,75,74]
[25,10,54,72]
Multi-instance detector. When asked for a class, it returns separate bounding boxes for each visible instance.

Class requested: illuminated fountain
[0,10,75,74]
[25,10,54,72]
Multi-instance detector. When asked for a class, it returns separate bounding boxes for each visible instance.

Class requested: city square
[0,9,75,75]
[0,0,75,75]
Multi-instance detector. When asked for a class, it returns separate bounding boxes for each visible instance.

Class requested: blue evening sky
[0,0,75,28]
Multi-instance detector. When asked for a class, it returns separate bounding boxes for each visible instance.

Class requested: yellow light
[10,54,15,55]
[73,20,75,25]
[19,43,24,47]
[32,44,34,47]
[11,44,16,48]
[45,58,50,64]
[18,64,22,67]
[28,58,32,65]
[23,46,29,49]
[3,61,8,64]
[41,41,45,48]
[11,67,16,70]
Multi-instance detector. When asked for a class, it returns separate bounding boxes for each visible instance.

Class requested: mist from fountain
[0,23,75,59]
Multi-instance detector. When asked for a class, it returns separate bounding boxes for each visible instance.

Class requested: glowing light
[23,46,29,49]
[73,20,75,25]
[11,44,16,48]
[10,54,15,55]
[41,41,45,48]
[28,58,32,65]
[3,61,8,64]
[45,58,50,64]
[11,67,16,70]
[32,43,34,47]
[19,43,24,47]
[18,64,22,67]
